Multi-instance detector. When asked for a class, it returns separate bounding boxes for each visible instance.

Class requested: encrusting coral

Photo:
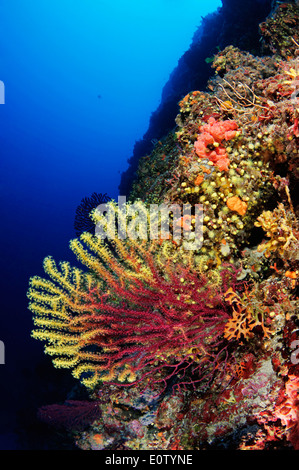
[255,201,299,260]
[28,201,241,391]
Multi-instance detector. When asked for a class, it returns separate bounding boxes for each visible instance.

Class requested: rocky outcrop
[119,0,276,196]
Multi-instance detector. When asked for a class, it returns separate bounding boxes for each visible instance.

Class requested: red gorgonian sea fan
[28,230,240,393]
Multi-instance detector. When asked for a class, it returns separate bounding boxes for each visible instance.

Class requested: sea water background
[0,0,221,449]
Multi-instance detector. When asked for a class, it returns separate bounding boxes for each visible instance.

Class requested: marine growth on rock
[28,2,299,451]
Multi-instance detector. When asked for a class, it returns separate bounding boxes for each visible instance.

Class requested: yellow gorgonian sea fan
[28,255,112,387]
[28,200,238,391]
[27,205,156,388]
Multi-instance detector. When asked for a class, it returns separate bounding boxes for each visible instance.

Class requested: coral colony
[28,4,299,449]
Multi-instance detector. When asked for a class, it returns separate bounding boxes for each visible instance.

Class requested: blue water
[0,0,221,449]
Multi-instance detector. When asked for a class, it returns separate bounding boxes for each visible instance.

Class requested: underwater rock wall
[27,1,299,451]
[119,0,277,196]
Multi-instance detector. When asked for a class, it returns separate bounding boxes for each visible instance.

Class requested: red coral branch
[78,256,239,391]
[38,400,101,431]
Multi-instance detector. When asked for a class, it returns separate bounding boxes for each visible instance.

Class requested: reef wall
[119,0,280,196]
[27,1,299,451]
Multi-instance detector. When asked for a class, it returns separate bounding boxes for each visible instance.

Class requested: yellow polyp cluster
[28,200,174,388]
[172,151,273,265]
[178,90,206,113]
[255,203,299,260]
[160,107,275,265]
